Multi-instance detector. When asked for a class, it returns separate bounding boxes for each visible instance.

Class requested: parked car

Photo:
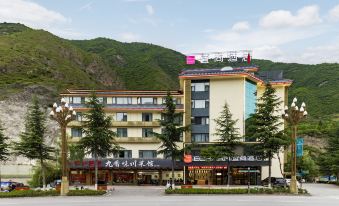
[285,179,301,188]
[0,181,19,192]
[50,179,61,188]
[261,177,287,187]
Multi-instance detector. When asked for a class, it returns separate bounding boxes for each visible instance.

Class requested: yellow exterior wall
[209,78,245,142]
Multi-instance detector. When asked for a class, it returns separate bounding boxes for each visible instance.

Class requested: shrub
[165,187,305,195]
[67,189,106,196]
[0,190,58,198]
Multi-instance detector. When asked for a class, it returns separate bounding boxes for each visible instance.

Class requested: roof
[179,66,293,86]
[61,89,183,97]
[179,67,263,83]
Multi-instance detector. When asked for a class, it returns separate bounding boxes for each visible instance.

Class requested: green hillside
[71,38,185,90]
[0,23,338,121]
[0,23,123,100]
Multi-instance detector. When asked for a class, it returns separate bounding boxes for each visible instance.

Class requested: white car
[285,179,301,188]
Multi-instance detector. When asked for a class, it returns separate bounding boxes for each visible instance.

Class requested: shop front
[185,155,268,185]
[69,158,183,185]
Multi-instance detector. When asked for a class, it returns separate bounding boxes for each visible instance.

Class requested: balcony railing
[68,121,160,127]
[68,137,160,144]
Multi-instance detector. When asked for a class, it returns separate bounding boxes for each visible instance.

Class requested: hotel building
[61,66,292,186]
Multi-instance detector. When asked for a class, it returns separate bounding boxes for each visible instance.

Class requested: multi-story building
[61,66,292,186]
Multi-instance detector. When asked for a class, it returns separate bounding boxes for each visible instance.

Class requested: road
[0,184,338,206]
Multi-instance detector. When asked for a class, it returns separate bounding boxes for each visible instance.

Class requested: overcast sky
[1,0,339,64]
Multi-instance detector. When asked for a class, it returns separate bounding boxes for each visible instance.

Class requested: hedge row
[0,189,106,198]
[165,187,308,195]
[0,190,59,198]
[67,190,107,196]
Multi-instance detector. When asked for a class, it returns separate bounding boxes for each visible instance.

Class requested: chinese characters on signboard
[105,159,160,169]
[186,50,252,65]
[192,155,262,162]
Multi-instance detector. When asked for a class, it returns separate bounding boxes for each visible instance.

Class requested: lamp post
[49,98,76,196]
[282,97,307,194]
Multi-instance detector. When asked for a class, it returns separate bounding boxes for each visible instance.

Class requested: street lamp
[282,97,307,194]
[49,98,76,196]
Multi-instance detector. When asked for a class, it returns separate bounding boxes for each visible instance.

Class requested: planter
[97,185,107,191]
[55,185,61,192]
[181,185,193,189]
[15,186,30,191]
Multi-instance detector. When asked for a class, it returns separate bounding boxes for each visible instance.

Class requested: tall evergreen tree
[214,102,241,186]
[0,121,10,187]
[13,96,54,189]
[247,84,288,188]
[153,92,188,188]
[78,92,120,190]
[324,128,339,183]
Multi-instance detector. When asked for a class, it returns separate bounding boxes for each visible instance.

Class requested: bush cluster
[67,189,106,196]
[0,189,106,198]
[0,190,58,198]
[165,187,308,195]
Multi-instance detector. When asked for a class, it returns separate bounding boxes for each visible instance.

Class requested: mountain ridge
[0,23,338,119]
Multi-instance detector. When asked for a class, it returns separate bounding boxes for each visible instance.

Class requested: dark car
[261,177,287,187]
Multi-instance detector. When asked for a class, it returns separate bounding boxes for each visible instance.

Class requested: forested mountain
[0,23,338,120]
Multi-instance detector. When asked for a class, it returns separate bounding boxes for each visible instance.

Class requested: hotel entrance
[188,166,228,185]
[231,167,261,185]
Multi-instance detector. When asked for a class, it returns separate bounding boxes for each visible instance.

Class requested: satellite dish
[220,66,233,71]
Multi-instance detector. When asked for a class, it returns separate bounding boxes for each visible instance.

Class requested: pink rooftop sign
[186,56,195,65]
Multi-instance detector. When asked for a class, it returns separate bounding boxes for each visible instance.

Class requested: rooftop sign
[186,50,252,64]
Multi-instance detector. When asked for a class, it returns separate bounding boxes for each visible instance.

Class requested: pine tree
[78,92,120,190]
[153,92,188,188]
[325,128,339,183]
[247,83,288,188]
[13,96,54,189]
[0,121,10,186]
[214,102,241,186]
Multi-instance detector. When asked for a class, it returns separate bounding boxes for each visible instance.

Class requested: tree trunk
[40,159,46,190]
[171,157,175,189]
[94,153,98,190]
[268,156,272,188]
[227,159,231,187]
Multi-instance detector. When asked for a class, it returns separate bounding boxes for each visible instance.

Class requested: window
[72,97,81,104]
[138,97,157,104]
[114,97,132,104]
[192,133,209,142]
[162,97,182,104]
[191,82,209,92]
[192,117,209,125]
[114,150,132,158]
[117,128,128,137]
[142,128,153,137]
[191,100,209,108]
[71,128,82,138]
[116,112,127,121]
[139,150,157,158]
[142,113,153,122]
[76,112,83,121]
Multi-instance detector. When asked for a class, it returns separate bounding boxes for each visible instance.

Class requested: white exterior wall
[209,78,245,142]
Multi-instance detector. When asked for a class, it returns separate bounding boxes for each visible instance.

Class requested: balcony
[115,137,160,143]
[68,137,160,144]
[113,121,160,127]
[70,103,184,110]
[68,121,160,127]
